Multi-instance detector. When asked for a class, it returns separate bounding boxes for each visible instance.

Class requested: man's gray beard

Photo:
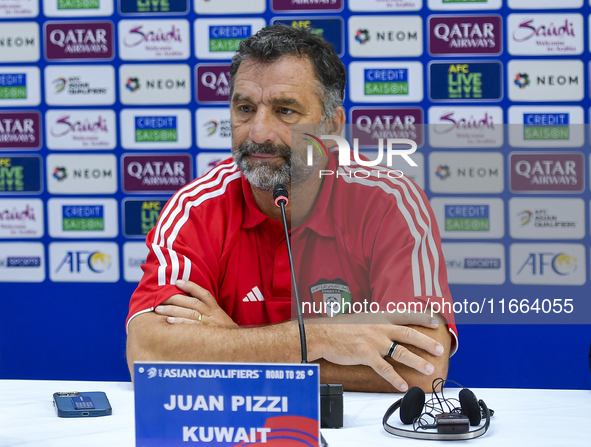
[232,140,324,191]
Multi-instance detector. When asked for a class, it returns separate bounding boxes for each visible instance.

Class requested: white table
[0,380,589,446]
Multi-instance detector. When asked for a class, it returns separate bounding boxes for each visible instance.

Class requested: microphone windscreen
[273,184,289,202]
[399,387,425,425]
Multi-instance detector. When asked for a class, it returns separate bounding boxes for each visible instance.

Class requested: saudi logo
[302,133,329,157]
[53,78,67,93]
[552,254,577,276]
[88,252,112,273]
[436,165,451,180]
[126,77,140,92]
[53,167,67,181]
[518,210,533,226]
[355,29,370,45]
[204,120,218,136]
[514,73,530,89]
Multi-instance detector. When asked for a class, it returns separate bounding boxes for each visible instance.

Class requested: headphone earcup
[459,388,481,426]
[399,387,425,425]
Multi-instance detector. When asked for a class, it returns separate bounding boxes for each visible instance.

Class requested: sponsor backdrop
[1,0,591,392]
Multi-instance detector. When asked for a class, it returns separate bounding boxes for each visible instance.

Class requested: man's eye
[240,105,252,113]
[279,107,293,115]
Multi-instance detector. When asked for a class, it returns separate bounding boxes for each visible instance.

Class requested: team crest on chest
[309,278,352,317]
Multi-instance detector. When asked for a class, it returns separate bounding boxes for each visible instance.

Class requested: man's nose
[248,108,278,144]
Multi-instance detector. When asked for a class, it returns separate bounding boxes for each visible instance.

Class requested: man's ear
[327,107,346,136]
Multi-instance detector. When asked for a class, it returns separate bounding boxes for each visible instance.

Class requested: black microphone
[273,184,343,433]
[273,184,307,363]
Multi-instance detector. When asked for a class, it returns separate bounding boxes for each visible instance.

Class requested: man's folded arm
[126,311,449,393]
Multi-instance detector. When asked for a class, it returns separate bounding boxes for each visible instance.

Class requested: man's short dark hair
[230,24,347,120]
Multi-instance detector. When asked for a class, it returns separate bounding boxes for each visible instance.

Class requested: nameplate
[134,362,320,446]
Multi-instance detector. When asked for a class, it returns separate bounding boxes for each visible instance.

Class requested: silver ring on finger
[386,341,399,358]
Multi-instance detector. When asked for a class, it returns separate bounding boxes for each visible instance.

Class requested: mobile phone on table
[53,391,112,418]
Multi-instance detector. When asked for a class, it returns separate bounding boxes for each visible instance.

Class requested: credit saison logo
[429,15,501,55]
[135,116,177,142]
[0,112,40,149]
[209,25,251,52]
[303,134,417,179]
[430,62,502,100]
[57,0,99,9]
[0,73,26,99]
[364,68,408,95]
[62,205,104,231]
[445,205,490,231]
[523,113,569,140]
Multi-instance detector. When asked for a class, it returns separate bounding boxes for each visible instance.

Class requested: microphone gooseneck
[273,184,307,364]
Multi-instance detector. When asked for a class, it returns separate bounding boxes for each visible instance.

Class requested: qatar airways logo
[305,134,417,179]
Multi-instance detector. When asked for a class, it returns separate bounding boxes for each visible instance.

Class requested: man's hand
[154,280,238,328]
[146,280,447,392]
[306,313,445,392]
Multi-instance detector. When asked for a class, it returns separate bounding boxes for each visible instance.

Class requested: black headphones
[383,380,492,441]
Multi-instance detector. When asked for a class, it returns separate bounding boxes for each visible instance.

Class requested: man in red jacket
[126,25,456,392]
